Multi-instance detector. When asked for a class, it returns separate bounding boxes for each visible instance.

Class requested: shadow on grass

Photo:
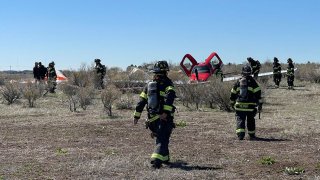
[250,137,291,142]
[167,160,222,171]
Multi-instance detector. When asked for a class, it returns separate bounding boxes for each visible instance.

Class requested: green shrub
[284,166,305,175]
[259,156,275,165]
[175,120,187,127]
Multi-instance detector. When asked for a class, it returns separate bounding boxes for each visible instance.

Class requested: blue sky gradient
[0,0,319,70]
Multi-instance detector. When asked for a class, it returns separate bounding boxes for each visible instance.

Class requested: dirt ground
[1,81,320,179]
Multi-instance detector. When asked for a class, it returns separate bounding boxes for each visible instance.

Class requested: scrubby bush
[21,82,41,107]
[60,83,79,112]
[115,93,135,110]
[0,82,21,105]
[69,64,94,87]
[101,84,121,116]
[78,86,95,110]
[205,78,233,111]
[295,63,320,83]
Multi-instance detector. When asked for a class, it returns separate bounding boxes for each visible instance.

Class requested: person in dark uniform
[230,64,263,140]
[38,62,47,82]
[273,57,282,88]
[33,62,40,83]
[94,59,106,89]
[287,58,295,90]
[247,57,261,79]
[133,61,176,169]
[47,61,57,93]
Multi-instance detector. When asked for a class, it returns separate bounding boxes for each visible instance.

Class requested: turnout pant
[273,74,282,86]
[149,117,174,164]
[235,110,256,138]
[287,75,294,87]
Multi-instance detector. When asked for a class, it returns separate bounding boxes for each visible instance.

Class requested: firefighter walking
[287,58,295,90]
[133,61,176,169]
[230,64,263,140]
[273,57,282,88]
[247,57,261,79]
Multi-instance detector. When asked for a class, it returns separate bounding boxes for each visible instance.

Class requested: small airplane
[180,52,224,82]
[180,52,297,82]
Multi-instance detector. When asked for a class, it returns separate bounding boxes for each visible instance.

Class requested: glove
[258,103,263,111]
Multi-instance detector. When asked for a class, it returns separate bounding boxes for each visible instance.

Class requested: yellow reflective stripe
[163,105,173,111]
[248,87,253,92]
[151,153,169,161]
[235,108,255,111]
[253,86,261,93]
[165,86,175,92]
[134,111,141,117]
[236,129,245,133]
[160,91,165,97]
[140,92,147,99]
[149,115,159,122]
[248,130,255,134]
[235,102,257,105]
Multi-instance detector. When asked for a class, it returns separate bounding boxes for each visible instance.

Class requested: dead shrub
[78,86,95,110]
[205,79,233,111]
[60,83,79,112]
[115,93,134,110]
[295,63,320,83]
[69,64,94,87]
[101,84,121,116]
[0,82,21,105]
[21,82,41,107]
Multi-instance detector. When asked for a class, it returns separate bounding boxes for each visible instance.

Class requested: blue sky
[0,0,319,71]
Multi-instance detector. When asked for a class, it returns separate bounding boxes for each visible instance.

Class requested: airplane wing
[223,68,297,82]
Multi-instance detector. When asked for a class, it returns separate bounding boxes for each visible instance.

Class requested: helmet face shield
[151,61,169,74]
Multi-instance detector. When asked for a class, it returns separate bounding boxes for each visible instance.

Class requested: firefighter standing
[47,61,57,93]
[273,57,282,88]
[247,57,261,79]
[33,62,40,83]
[287,58,295,90]
[94,59,106,89]
[38,62,47,82]
[230,64,262,140]
[133,61,176,169]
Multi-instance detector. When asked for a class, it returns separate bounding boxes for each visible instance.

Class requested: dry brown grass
[0,77,320,179]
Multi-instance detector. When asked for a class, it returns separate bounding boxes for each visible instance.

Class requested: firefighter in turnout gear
[46,61,57,93]
[230,64,262,140]
[247,57,261,79]
[273,57,282,88]
[94,59,106,89]
[133,61,176,169]
[287,58,295,90]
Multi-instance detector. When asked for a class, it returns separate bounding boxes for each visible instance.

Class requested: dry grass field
[1,79,320,179]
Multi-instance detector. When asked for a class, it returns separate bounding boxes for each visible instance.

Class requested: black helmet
[94,59,101,63]
[49,61,55,66]
[287,58,293,63]
[242,64,252,76]
[151,61,169,73]
[247,57,253,62]
[274,57,278,62]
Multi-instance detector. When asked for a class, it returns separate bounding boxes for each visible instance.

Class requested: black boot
[151,159,162,169]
